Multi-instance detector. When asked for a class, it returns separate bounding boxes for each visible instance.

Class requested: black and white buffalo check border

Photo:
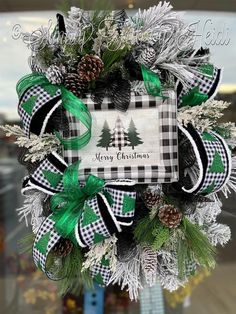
[63,92,178,184]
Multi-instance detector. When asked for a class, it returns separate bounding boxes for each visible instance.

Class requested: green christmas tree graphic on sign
[127,118,143,149]
[97,120,112,151]
[97,117,143,151]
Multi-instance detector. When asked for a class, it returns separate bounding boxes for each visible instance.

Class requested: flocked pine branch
[1,124,25,137]
[66,7,90,40]
[108,246,142,300]
[178,100,231,132]
[16,191,45,234]
[204,223,231,246]
[21,25,50,54]
[187,198,222,226]
[214,122,236,147]
[92,13,140,56]
[0,125,60,162]
[158,268,186,291]
[132,2,183,44]
[82,236,117,272]
[156,250,185,291]
[130,2,209,87]
[221,122,236,139]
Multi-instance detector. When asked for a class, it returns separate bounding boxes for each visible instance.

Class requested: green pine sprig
[134,215,170,250]
[152,224,170,251]
[177,236,190,280]
[56,245,93,296]
[18,233,35,254]
[134,215,159,245]
[102,46,129,72]
[181,218,216,269]
[37,44,56,68]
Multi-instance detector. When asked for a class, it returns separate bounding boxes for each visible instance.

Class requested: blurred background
[0,1,236,314]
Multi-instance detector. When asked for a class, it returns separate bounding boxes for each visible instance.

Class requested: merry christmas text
[93,152,150,163]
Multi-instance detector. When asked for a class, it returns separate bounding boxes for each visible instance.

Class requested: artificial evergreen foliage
[181,218,216,269]
[57,245,93,295]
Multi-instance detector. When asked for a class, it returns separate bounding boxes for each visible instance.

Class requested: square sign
[63,91,178,183]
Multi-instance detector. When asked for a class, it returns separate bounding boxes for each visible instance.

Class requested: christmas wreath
[2,2,235,300]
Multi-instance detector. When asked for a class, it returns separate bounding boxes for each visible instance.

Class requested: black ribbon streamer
[56,13,66,35]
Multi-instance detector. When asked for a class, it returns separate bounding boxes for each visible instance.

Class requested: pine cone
[158,205,183,229]
[29,57,44,74]
[64,73,87,97]
[141,246,158,285]
[77,55,104,82]
[143,190,161,209]
[46,65,66,84]
[52,238,73,257]
[137,47,156,67]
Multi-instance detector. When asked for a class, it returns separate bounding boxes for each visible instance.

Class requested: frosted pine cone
[141,246,158,286]
[158,205,183,229]
[52,238,73,257]
[28,56,44,74]
[64,72,87,97]
[77,55,104,82]
[137,47,156,67]
[46,65,66,84]
[143,190,161,209]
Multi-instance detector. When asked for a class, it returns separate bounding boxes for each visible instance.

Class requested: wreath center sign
[63,92,178,182]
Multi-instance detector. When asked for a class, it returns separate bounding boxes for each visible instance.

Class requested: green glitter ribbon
[50,161,105,244]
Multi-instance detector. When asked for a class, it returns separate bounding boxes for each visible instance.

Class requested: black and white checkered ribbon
[22,152,67,195]
[179,124,231,195]
[32,216,61,279]
[18,84,61,137]
[90,258,112,286]
[176,66,222,107]
[75,180,136,248]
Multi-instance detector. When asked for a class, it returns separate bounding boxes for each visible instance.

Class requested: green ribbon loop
[56,87,92,150]
[180,86,208,107]
[199,64,214,77]
[141,65,162,97]
[81,175,105,198]
[50,162,105,243]
[16,73,92,150]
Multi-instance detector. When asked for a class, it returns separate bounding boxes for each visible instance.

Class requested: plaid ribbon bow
[32,158,136,278]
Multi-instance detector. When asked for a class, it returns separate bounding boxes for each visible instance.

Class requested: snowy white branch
[178,100,231,132]
[16,191,46,234]
[1,125,60,162]
[82,236,117,272]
